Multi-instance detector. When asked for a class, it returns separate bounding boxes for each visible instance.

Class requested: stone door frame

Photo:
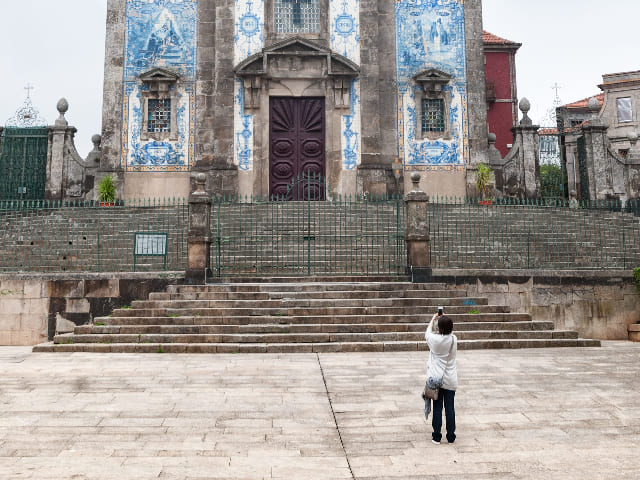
[235,37,359,198]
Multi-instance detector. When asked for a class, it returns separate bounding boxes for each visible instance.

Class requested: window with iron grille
[422,99,445,133]
[274,0,320,33]
[148,99,171,133]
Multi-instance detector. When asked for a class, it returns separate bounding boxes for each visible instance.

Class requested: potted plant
[476,163,494,205]
[97,175,117,207]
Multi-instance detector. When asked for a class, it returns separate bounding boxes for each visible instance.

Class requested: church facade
[101,0,488,200]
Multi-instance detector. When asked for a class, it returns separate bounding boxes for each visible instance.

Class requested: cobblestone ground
[0,342,638,479]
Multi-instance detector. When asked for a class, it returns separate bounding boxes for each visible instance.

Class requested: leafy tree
[540,164,565,198]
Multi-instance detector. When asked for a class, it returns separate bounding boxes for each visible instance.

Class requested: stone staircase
[34,277,600,353]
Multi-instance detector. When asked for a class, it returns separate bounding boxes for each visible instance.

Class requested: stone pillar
[515,99,541,198]
[186,173,212,284]
[582,98,612,200]
[486,132,505,194]
[405,173,431,282]
[45,99,70,201]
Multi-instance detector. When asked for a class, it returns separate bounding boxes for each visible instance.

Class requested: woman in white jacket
[425,314,458,444]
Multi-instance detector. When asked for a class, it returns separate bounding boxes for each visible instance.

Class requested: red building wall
[484,32,521,158]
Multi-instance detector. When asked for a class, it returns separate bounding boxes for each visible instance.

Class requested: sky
[0,0,638,157]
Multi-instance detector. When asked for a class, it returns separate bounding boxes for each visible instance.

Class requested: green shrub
[634,267,640,296]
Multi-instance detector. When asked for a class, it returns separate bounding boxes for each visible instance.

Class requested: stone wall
[434,270,640,341]
[0,274,183,346]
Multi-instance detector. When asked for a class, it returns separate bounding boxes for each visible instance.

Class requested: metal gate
[0,127,48,200]
[576,135,590,201]
[212,175,406,277]
[538,131,567,201]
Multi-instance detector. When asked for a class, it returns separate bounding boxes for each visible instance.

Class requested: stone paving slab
[0,343,639,479]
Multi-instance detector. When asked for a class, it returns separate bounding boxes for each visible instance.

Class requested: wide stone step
[130,296,490,309]
[150,288,460,301]
[74,320,555,336]
[34,337,601,353]
[53,329,580,345]
[96,312,531,326]
[113,302,509,317]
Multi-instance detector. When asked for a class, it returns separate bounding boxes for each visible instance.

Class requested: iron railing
[428,196,640,270]
[2,194,638,274]
[0,198,188,273]
[211,194,407,277]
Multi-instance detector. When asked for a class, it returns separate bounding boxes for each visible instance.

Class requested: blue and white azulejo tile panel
[233,0,264,171]
[331,0,360,64]
[121,0,197,172]
[331,0,361,170]
[395,0,469,171]
[234,79,254,172]
[235,0,264,65]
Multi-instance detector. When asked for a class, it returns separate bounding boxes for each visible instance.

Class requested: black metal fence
[211,194,407,277]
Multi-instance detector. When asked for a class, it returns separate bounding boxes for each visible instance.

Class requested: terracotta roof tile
[483,31,521,46]
[561,93,604,109]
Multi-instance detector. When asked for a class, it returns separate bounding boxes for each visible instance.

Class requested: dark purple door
[269,97,325,200]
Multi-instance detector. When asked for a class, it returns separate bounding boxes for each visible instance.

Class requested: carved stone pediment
[234,37,359,110]
[235,37,360,78]
[413,68,452,93]
[139,68,180,83]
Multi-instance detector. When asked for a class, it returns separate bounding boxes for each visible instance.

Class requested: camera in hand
[438,307,443,316]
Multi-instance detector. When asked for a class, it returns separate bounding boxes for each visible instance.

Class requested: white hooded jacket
[425,323,458,391]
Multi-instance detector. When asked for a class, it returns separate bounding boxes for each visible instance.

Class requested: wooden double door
[269,97,326,200]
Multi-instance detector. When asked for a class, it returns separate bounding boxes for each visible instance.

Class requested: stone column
[46,99,70,201]
[186,173,213,284]
[582,98,612,200]
[405,173,431,282]
[513,99,540,198]
[356,0,397,197]
[193,0,239,198]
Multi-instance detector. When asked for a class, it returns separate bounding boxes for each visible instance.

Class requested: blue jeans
[432,388,456,443]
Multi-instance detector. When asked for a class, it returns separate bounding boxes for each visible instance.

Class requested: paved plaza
[1,342,639,479]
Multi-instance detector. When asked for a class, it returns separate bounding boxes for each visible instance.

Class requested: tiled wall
[122,0,198,172]
[395,0,469,172]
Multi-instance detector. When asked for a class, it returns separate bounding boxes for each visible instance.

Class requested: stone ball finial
[628,131,638,145]
[519,98,532,126]
[57,98,69,114]
[410,172,421,184]
[488,132,497,143]
[91,134,102,148]
[588,97,601,114]
[55,98,69,127]
[192,172,207,195]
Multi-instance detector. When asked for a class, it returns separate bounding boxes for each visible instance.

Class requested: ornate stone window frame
[139,68,180,142]
[413,68,452,141]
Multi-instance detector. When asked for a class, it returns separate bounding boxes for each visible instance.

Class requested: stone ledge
[432,269,633,286]
[629,324,640,342]
[0,272,185,281]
